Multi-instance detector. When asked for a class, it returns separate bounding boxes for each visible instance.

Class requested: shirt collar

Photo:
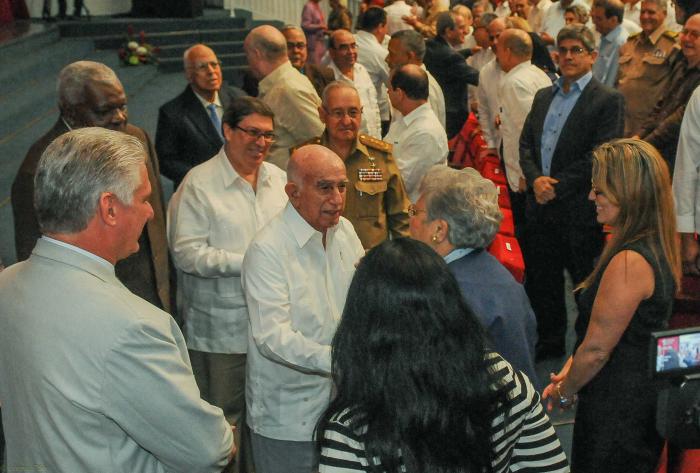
[219,147,274,189]
[554,70,593,94]
[506,60,533,78]
[402,102,431,127]
[283,201,332,248]
[259,61,294,96]
[320,130,365,157]
[41,235,114,270]
[602,24,624,42]
[191,87,221,108]
[647,24,667,45]
[329,60,358,82]
[443,247,474,264]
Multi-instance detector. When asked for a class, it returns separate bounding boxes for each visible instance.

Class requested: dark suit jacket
[155,85,244,188]
[519,76,625,227]
[448,249,539,385]
[424,35,479,137]
[11,119,172,313]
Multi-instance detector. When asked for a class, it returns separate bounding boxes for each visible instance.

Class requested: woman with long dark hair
[316,238,569,473]
[543,139,681,472]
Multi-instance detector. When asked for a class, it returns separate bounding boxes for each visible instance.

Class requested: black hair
[222,96,274,128]
[390,65,429,100]
[359,6,387,31]
[317,238,508,473]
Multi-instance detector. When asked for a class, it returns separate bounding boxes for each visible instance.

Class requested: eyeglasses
[333,42,357,52]
[235,126,277,143]
[407,204,427,217]
[681,28,700,40]
[557,46,588,56]
[324,107,362,120]
[286,41,307,50]
[191,60,222,72]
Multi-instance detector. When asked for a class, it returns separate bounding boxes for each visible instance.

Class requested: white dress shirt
[499,61,552,191]
[330,61,383,138]
[192,89,223,121]
[385,0,415,34]
[168,150,288,353]
[477,58,505,150]
[528,0,552,33]
[424,64,447,129]
[392,65,447,129]
[384,102,448,202]
[242,203,364,441]
[355,30,392,122]
[674,85,700,234]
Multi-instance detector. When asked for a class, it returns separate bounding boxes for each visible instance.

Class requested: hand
[402,15,418,26]
[681,233,700,276]
[471,45,483,55]
[631,134,641,140]
[533,176,558,204]
[540,31,554,45]
[542,357,573,412]
[518,177,527,192]
[227,425,238,463]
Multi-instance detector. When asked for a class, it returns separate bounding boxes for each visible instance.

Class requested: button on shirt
[540,72,592,176]
[168,150,288,353]
[329,61,383,139]
[355,30,391,122]
[384,102,448,202]
[242,203,364,441]
[499,61,552,191]
[593,25,629,87]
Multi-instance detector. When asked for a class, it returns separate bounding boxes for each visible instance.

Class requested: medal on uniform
[358,155,383,182]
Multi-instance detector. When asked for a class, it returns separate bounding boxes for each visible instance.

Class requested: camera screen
[653,328,700,378]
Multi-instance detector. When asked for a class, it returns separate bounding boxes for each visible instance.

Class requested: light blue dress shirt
[540,71,593,176]
[443,247,475,264]
[592,25,629,86]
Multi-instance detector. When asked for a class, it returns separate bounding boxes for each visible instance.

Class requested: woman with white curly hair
[409,165,538,382]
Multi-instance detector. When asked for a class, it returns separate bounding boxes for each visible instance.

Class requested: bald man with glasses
[156,43,246,189]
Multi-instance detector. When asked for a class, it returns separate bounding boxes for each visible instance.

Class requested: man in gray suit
[0,128,235,472]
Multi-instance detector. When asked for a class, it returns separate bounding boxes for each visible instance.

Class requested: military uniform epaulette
[359,134,392,153]
[662,30,679,40]
[628,31,642,40]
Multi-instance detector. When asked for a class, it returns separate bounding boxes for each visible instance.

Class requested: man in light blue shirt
[519,25,625,361]
[592,0,629,86]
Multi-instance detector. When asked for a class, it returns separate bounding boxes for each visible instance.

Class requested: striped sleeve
[319,410,371,473]
[487,353,570,473]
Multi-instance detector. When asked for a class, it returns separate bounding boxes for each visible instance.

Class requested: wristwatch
[556,382,577,408]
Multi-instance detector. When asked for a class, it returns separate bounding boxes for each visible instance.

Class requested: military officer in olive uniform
[617,0,679,136]
[299,81,410,249]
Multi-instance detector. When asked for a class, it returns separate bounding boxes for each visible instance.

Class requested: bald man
[241,145,364,473]
[156,44,245,189]
[244,26,325,170]
[496,29,551,235]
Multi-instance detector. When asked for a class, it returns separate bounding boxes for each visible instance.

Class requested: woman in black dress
[543,139,681,473]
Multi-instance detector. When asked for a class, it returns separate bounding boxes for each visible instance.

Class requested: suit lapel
[551,79,598,159]
[183,86,223,147]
